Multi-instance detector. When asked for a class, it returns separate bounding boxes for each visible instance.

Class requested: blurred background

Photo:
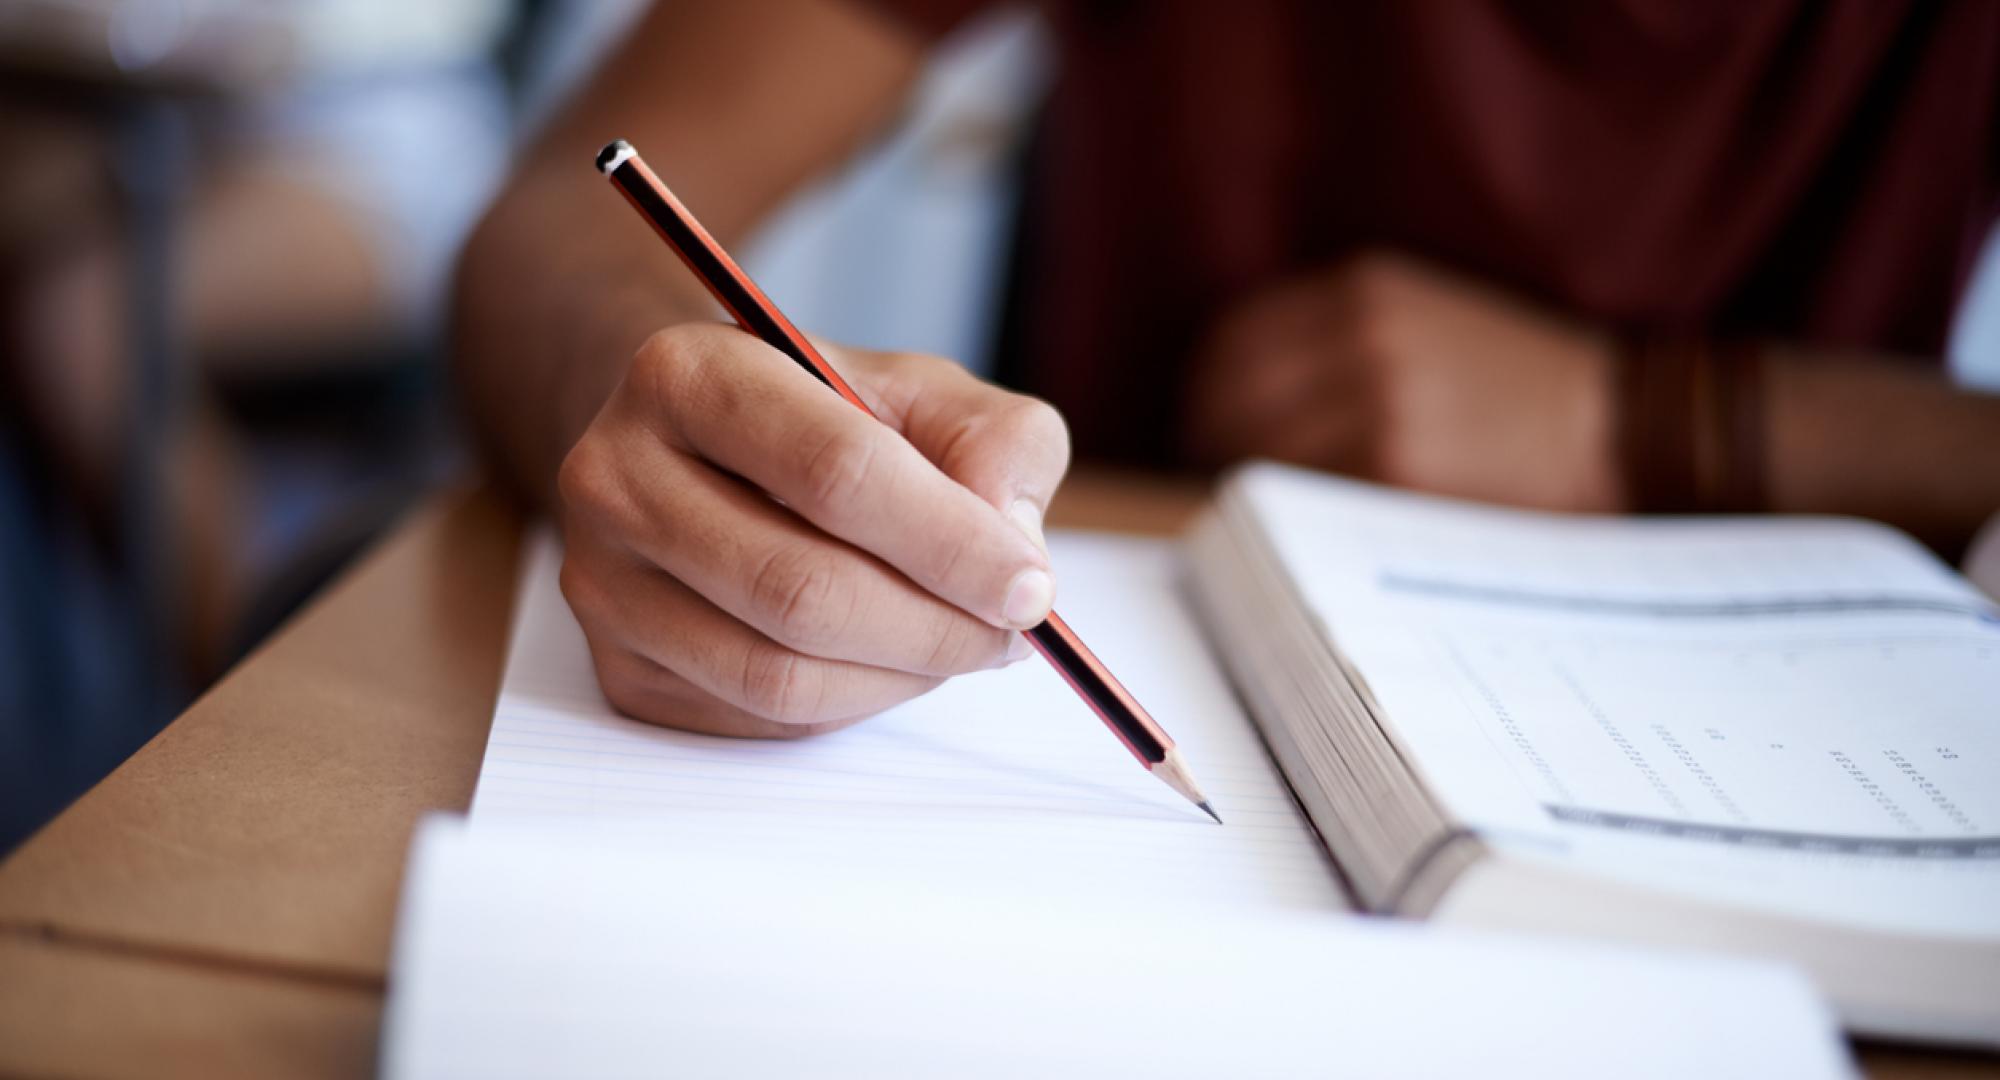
[2,0,1998,852]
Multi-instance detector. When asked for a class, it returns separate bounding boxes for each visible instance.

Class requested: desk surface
[0,473,1991,1079]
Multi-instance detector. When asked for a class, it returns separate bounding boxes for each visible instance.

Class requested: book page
[471,529,1343,912]
[1238,464,2000,936]
[384,816,1854,1080]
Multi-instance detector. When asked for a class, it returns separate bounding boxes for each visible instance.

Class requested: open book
[1187,464,2000,1046]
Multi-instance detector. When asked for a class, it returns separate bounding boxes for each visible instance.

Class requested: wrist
[1613,334,1768,514]
[1563,329,1625,513]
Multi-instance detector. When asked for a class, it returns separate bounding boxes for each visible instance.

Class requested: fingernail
[1006,498,1048,554]
[1006,632,1033,663]
[1001,568,1054,629]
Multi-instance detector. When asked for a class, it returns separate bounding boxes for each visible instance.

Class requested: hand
[1184,252,1623,511]
[557,324,1068,737]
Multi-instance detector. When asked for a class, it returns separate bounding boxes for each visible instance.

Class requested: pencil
[596,138,1219,823]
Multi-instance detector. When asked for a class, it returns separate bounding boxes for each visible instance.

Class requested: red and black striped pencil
[595,138,1220,823]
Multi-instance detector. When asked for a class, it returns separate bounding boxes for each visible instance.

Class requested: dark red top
[874,0,2000,465]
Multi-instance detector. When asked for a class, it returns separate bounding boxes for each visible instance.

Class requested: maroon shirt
[876,1,2000,465]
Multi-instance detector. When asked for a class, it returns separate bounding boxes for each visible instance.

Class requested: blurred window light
[105,0,183,72]
[1948,222,2000,393]
[515,2,1052,377]
[4,0,507,89]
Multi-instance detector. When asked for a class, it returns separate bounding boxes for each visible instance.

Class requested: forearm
[1765,348,2000,554]
[449,0,924,509]
[453,159,710,508]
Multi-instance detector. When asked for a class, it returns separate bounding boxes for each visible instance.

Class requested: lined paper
[472,530,1345,911]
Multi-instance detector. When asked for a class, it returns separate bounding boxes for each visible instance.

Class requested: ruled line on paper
[468,530,1348,913]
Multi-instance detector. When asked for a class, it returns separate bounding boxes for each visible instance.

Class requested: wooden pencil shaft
[1027,616,1170,765]
[605,152,870,411]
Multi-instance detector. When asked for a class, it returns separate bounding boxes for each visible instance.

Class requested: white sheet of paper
[471,530,1344,912]
[382,817,1854,1080]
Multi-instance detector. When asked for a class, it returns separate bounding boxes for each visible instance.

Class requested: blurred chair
[0,0,512,848]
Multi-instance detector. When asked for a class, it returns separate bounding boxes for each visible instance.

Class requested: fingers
[560,324,1069,736]
[1240,390,1378,474]
[561,535,946,731]
[559,420,1024,677]
[1187,345,1322,462]
[636,325,1056,631]
[1184,276,1379,469]
[586,645,867,739]
[841,346,1070,554]
[1187,341,1372,468]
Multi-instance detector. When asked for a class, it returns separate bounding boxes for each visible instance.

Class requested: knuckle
[929,408,990,477]
[922,613,1000,675]
[1323,257,1376,313]
[633,324,713,412]
[557,437,650,538]
[1340,248,1408,289]
[589,648,658,724]
[629,329,679,395]
[937,395,1070,481]
[1007,396,1070,463]
[916,519,978,593]
[880,350,963,397]
[1346,303,1399,359]
[557,555,604,618]
[555,439,611,514]
[747,544,850,651]
[1330,279,1402,358]
[800,428,879,516]
[737,642,825,724]
[598,667,654,724]
[897,351,958,381]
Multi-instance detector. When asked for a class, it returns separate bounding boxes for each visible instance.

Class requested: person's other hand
[1184,252,1623,511]
[557,325,1068,737]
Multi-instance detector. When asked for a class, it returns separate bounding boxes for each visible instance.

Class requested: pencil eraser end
[595,140,635,175]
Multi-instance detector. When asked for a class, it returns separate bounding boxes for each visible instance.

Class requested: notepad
[471,530,1345,912]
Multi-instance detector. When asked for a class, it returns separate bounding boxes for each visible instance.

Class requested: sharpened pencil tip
[1153,748,1219,822]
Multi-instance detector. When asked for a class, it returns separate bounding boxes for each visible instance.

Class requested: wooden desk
[0,474,1991,1079]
